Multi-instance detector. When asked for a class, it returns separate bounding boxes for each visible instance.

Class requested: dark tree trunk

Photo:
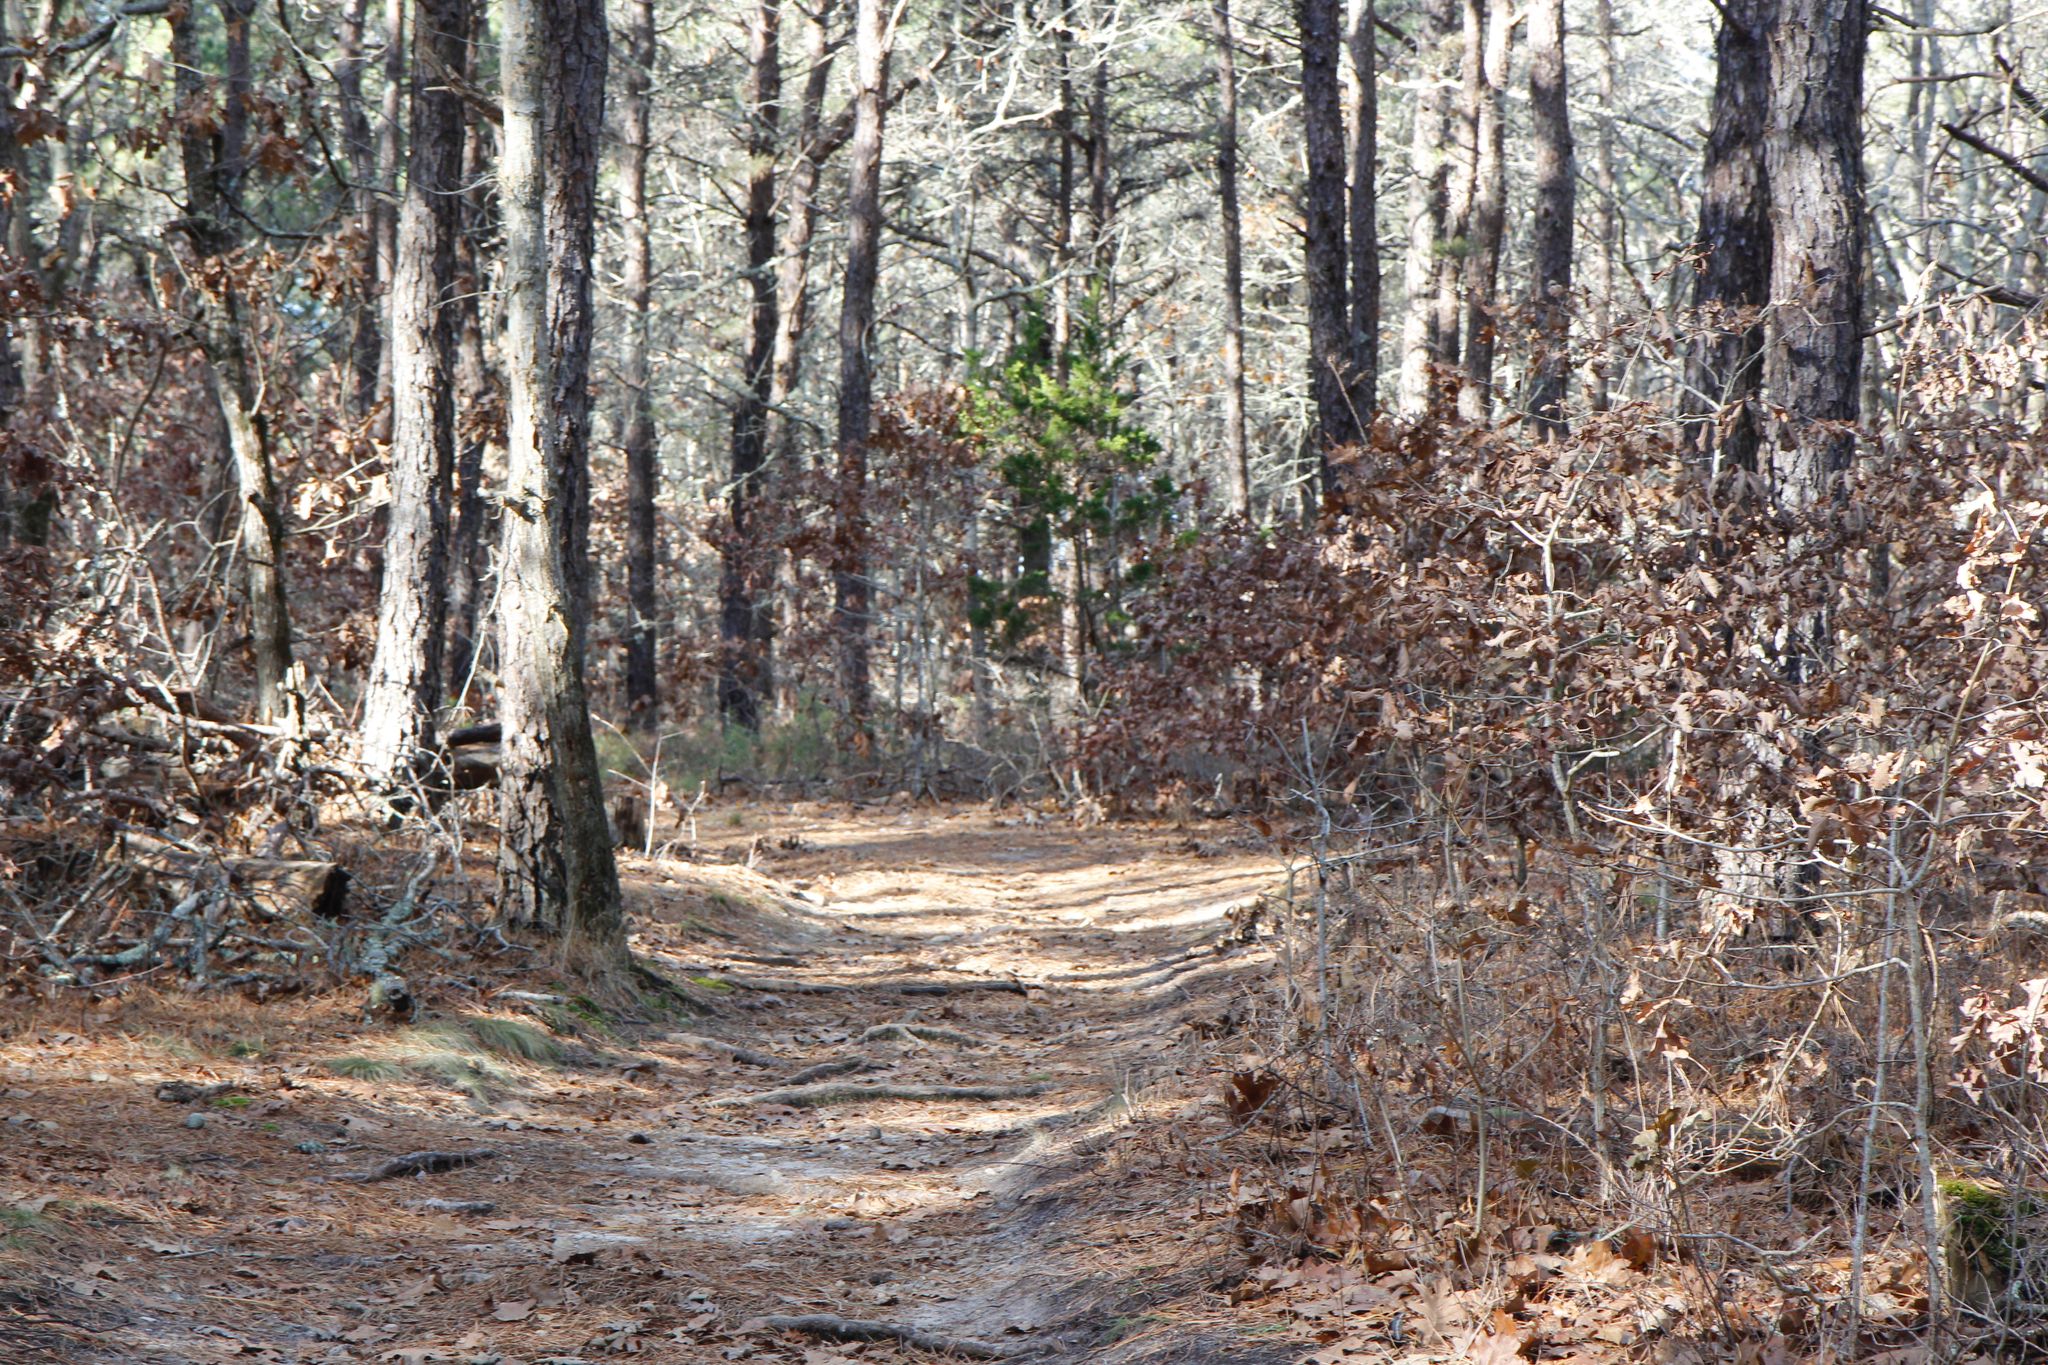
[765,0,839,461]
[1213,0,1250,515]
[1299,0,1358,472]
[1345,0,1378,419]
[619,0,659,717]
[1396,0,1456,419]
[361,0,471,782]
[374,0,404,433]
[720,0,781,732]
[1763,0,1865,519]
[1433,0,1480,399]
[174,0,297,728]
[1455,0,1510,422]
[833,0,888,727]
[447,52,498,703]
[1525,0,1574,437]
[496,0,625,980]
[1683,0,1774,475]
[336,0,382,418]
[544,0,608,648]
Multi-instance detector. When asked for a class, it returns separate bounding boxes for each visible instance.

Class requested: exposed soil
[0,806,1305,1364]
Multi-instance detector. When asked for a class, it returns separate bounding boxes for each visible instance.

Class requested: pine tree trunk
[373,0,404,435]
[1213,0,1251,516]
[496,0,626,979]
[1455,0,1510,422]
[1396,0,1455,419]
[1524,0,1573,437]
[1684,0,1773,475]
[1299,0,1357,471]
[173,0,297,729]
[447,65,498,704]
[619,0,660,717]
[1586,0,1617,412]
[1763,0,1865,521]
[766,0,838,462]
[1345,0,1378,419]
[721,0,781,732]
[544,0,608,648]
[833,0,888,728]
[361,0,471,783]
[335,0,383,419]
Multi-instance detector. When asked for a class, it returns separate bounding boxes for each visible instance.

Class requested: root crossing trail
[5,809,1298,1364]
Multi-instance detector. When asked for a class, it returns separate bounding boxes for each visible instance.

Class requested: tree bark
[360,0,471,783]
[1762,0,1865,518]
[1299,0,1357,471]
[1213,0,1250,515]
[1396,0,1456,419]
[619,0,659,717]
[446,64,498,704]
[1586,0,1617,412]
[496,0,626,978]
[833,0,888,728]
[1683,0,1773,475]
[765,0,839,462]
[173,0,297,729]
[1454,0,1510,422]
[544,0,609,645]
[336,0,383,419]
[374,0,405,433]
[720,0,781,731]
[1524,0,1573,437]
[1345,0,1378,420]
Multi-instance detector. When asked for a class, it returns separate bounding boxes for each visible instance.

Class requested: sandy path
[3,808,1296,1363]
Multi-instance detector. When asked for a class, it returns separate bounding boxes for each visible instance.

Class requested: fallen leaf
[493,1299,535,1322]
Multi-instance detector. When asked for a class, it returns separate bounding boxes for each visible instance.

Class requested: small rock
[184,1113,207,1130]
[294,1140,327,1154]
[88,1071,111,1084]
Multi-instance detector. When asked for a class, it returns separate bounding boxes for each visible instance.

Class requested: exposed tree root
[860,1021,993,1048]
[751,1312,1014,1358]
[783,1055,883,1084]
[713,1081,1050,1109]
[666,1032,782,1068]
[700,970,1027,997]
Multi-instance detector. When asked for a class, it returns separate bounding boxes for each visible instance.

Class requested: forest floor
[0,804,1318,1364]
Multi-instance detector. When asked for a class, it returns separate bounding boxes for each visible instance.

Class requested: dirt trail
[3,809,1300,1363]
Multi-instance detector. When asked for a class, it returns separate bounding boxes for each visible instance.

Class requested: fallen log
[120,829,350,921]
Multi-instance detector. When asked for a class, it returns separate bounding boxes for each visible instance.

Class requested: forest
[3,0,2048,1358]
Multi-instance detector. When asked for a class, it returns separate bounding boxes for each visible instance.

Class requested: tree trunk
[1684,0,1773,475]
[1525,0,1573,437]
[496,0,626,978]
[544,0,608,646]
[1213,0,1250,515]
[1396,0,1456,419]
[1345,0,1378,419]
[1299,0,1357,471]
[1762,0,1865,524]
[1455,0,1509,422]
[1586,0,1617,412]
[173,0,297,729]
[360,0,471,783]
[765,0,839,461]
[833,0,888,728]
[447,60,498,704]
[619,0,660,718]
[721,0,781,732]
[374,0,404,434]
[335,0,383,419]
